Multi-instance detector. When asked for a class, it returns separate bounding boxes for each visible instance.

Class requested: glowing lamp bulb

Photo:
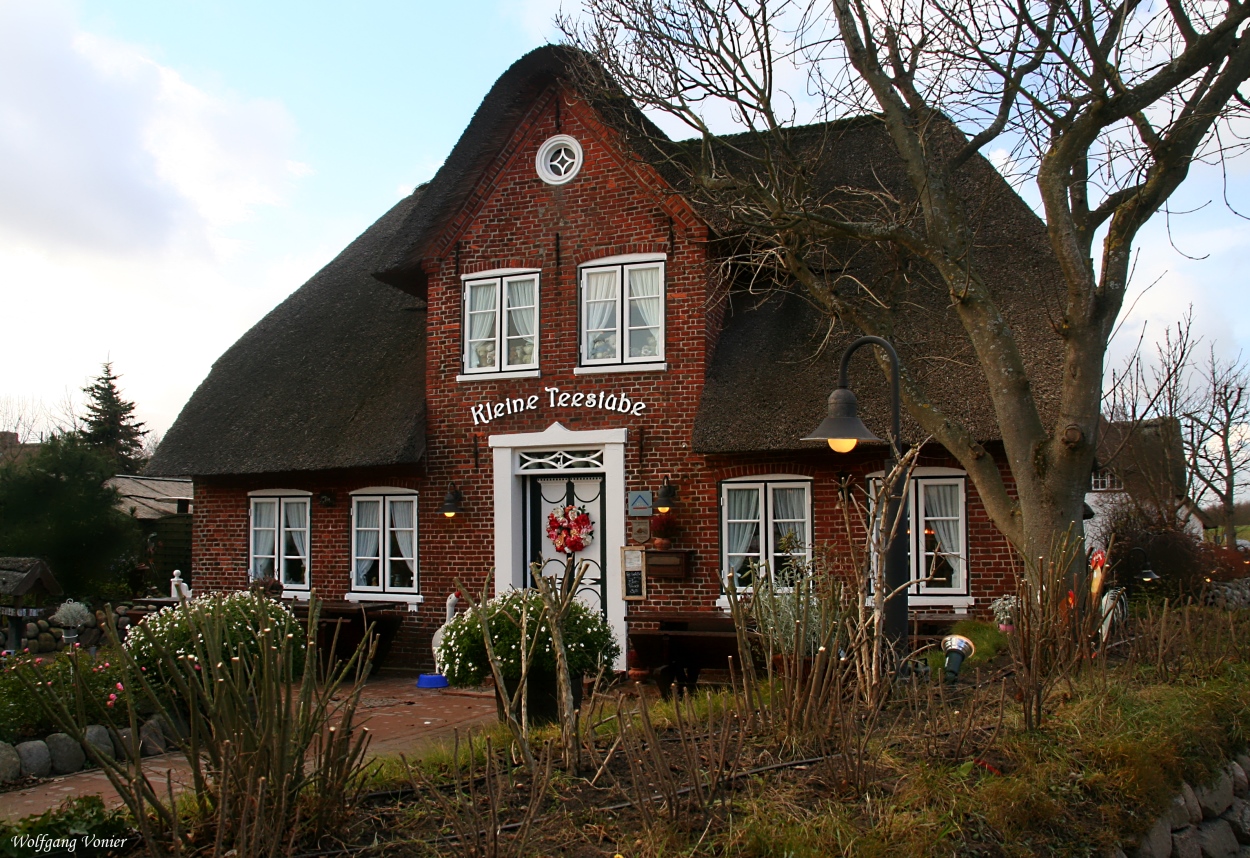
[656,505,670,514]
[827,438,858,453]
[443,510,456,518]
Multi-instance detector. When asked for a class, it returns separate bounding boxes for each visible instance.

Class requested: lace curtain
[505,278,535,367]
[355,500,381,587]
[251,500,276,579]
[924,483,961,587]
[467,281,498,369]
[388,499,416,589]
[627,266,661,358]
[281,501,308,586]
[726,488,761,587]
[584,269,619,360]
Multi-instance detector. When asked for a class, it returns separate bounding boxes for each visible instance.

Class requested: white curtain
[924,483,961,586]
[505,278,535,367]
[726,488,761,586]
[282,501,308,586]
[627,266,661,357]
[388,499,416,589]
[252,500,276,579]
[584,270,619,359]
[355,500,381,587]
[467,282,497,368]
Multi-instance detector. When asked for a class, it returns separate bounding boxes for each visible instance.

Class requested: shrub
[436,589,619,687]
[125,590,306,677]
[0,649,132,743]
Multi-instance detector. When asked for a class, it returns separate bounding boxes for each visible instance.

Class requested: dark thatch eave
[146,192,428,478]
[0,558,63,598]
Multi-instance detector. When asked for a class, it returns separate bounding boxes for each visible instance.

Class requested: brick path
[0,676,496,822]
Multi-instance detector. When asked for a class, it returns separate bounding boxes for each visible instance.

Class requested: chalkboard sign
[621,547,647,601]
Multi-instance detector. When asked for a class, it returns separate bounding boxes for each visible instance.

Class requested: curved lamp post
[802,336,910,650]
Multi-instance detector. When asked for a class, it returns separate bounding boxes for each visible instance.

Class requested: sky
[1,0,1248,441]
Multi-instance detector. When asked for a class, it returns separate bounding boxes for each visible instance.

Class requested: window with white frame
[352,493,418,593]
[868,471,968,594]
[249,495,310,589]
[462,272,539,373]
[1090,467,1124,491]
[721,478,812,589]
[580,259,664,366]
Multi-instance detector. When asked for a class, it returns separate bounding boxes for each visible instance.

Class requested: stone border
[1112,755,1250,858]
[0,716,176,783]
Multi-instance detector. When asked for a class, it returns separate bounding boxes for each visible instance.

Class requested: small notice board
[621,547,647,601]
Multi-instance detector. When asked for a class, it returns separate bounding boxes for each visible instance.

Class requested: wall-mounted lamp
[1129,546,1160,585]
[439,483,465,518]
[656,476,678,514]
[941,634,976,683]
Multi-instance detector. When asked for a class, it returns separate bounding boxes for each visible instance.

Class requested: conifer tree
[81,362,147,474]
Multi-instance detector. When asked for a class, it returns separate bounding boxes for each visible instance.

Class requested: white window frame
[461,270,540,375]
[866,468,970,598]
[1090,467,1124,491]
[719,476,813,592]
[248,491,311,591]
[349,488,419,596]
[579,256,666,367]
[913,477,968,595]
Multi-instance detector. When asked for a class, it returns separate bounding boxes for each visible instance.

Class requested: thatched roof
[691,120,1064,451]
[107,475,193,519]
[146,192,428,477]
[0,558,62,598]
[1097,418,1188,500]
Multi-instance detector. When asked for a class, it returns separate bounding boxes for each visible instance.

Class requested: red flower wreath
[547,504,594,555]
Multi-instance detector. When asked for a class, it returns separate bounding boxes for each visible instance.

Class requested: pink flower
[115,682,124,691]
[108,693,117,701]
[34,658,42,665]
[106,701,115,708]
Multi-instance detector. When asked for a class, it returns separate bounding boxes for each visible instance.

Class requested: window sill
[574,363,667,375]
[281,588,311,601]
[345,592,424,613]
[456,370,541,382]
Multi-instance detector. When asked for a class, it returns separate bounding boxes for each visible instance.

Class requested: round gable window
[535,135,583,185]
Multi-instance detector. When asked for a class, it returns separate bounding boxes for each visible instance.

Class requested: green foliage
[0,796,132,858]
[80,362,147,475]
[436,589,619,686]
[0,434,142,601]
[125,590,306,679]
[2,649,133,743]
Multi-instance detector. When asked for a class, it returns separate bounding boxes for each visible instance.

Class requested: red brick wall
[188,84,1025,670]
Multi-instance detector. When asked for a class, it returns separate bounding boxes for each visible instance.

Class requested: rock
[1184,784,1206,825]
[82,613,96,628]
[111,728,138,761]
[45,732,85,775]
[23,622,37,639]
[77,627,101,648]
[1108,848,1129,858]
[36,632,53,650]
[1237,756,1250,780]
[1175,826,1203,858]
[1224,799,1250,844]
[1198,819,1239,858]
[115,615,130,629]
[1200,772,1237,819]
[139,718,167,756]
[1170,793,1198,830]
[36,619,49,632]
[84,725,113,762]
[114,606,127,616]
[1134,816,1174,858]
[0,741,20,782]
[16,740,51,778]
[49,626,63,641]
[1234,763,1249,799]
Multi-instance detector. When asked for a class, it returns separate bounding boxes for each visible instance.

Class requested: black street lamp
[803,336,911,651]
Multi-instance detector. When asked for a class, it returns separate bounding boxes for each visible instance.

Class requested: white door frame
[489,422,628,668]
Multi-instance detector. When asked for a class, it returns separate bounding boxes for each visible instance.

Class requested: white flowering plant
[125,591,306,677]
[990,595,1019,625]
[435,589,619,687]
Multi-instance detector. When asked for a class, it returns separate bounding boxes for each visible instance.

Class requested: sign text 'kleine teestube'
[469,386,647,426]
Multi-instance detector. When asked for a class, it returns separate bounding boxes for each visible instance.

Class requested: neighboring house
[106,475,194,582]
[1084,417,1200,549]
[147,47,1066,670]
[0,432,41,467]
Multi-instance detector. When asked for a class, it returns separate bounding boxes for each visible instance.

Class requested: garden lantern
[941,634,976,683]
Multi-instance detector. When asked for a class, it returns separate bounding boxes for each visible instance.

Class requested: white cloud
[0,0,311,436]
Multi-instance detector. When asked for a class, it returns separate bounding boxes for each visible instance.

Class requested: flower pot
[651,537,672,551]
[998,623,1015,633]
[495,669,584,726]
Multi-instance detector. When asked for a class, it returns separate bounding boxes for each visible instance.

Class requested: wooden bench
[627,611,739,698]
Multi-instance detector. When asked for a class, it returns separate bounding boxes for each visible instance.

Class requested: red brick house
[147,46,1063,671]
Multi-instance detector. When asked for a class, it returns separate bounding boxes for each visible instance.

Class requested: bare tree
[1188,350,1250,548]
[560,0,1250,562]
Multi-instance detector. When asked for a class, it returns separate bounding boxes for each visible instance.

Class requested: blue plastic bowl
[417,673,449,689]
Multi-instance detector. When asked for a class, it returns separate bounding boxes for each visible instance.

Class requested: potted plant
[50,600,92,648]
[990,595,1018,633]
[650,512,680,550]
[435,589,619,724]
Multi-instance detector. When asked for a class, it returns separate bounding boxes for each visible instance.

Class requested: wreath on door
[547,504,594,555]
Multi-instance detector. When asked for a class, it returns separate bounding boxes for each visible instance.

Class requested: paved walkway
[0,676,496,822]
